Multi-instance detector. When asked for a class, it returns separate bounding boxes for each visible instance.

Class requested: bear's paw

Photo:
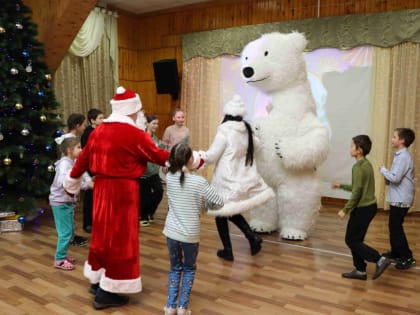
[280,227,307,241]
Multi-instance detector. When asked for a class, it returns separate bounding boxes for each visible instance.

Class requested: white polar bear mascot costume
[240,32,330,240]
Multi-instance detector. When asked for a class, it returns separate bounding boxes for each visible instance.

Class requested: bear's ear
[288,31,308,53]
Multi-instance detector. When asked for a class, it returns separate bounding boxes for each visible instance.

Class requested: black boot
[93,287,129,310]
[215,217,234,261]
[230,214,263,256]
[89,283,99,295]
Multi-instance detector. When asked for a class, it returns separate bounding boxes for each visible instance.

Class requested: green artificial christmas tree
[0,0,63,219]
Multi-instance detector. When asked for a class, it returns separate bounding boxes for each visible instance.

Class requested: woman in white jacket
[200,95,274,261]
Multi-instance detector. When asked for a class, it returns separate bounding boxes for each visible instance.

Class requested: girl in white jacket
[200,95,274,261]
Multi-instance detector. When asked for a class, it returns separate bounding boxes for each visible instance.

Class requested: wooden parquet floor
[1,194,419,315]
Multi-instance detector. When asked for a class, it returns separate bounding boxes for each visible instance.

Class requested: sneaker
[140,220,150,227]
[395,257,416,270]
[148,215,155,223]
[176,307,192,315]
[341,269,367,280]
[372,256,391,280]
[70,235,88,247]
[382,251,399,260]
[164,306,177,315]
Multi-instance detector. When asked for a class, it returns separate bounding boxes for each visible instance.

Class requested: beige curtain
[181,57,221,180]
[53,8,117,125]
[370,42,420,211]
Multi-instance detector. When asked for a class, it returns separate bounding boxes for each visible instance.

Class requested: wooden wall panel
[23,0,96,71]
[118,0,420,132]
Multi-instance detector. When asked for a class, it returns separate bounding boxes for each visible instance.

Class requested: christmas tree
[0,1,63,219]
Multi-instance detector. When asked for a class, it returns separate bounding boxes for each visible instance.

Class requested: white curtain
[67,7,118,84]
[54,7,118,122]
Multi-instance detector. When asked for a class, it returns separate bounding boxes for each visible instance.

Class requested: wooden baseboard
[321,196,347,206]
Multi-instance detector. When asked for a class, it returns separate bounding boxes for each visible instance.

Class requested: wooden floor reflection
[0,194,419,315]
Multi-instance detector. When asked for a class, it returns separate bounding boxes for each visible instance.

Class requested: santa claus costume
[64,87,169,310]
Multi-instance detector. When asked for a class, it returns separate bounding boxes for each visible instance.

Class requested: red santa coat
[68,116,169,293]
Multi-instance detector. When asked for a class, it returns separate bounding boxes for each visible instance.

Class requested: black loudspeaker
[153,59,180,100]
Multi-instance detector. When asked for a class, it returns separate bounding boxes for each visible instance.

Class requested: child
[163,143,223,315]
[140,114,165,226]
[80,108,104,233]
[379,128,416,269]
[162,108,190,151]
[198,95,273,261]
[49,136,93,270]
[331,135,390,280]
[56,112,89,246]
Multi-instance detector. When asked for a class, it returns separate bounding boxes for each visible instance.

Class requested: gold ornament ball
[0,27,5,33]
[40,115,47,122]
[15,103,23,110]
[47,165,55,172]
[45,74,52,81]
[3,157,12,166]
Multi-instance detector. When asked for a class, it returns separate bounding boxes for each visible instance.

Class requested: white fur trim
[83,261,142,294]
[223,94,246,117]
[207,187,274,217]
[63,171,82,195]
[136,110,146,130]
[103,113,137,126]
[110,94,142,116]
[192,151,205,169]
[83,260,104,283]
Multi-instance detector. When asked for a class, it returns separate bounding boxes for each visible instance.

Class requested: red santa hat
[223,94,246,117]
[110,86,142,116]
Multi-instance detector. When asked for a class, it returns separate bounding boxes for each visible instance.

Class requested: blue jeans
[51,203,74,261]
[166,237,199,309]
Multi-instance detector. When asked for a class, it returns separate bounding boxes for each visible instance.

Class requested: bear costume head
[241,32,308,94]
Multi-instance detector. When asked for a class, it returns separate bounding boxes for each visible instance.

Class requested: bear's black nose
[242,67,254,78]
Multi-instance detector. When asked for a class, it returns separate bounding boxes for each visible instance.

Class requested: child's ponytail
[168,143,192,185]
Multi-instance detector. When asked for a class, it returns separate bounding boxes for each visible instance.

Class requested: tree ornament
[0,132,3,141]
[25,61,32,73]
[54,129,62,137]
[21,128,30,136]
[15,22,23,30]
[15,103,23,110]
[21,50,29,58]
[45,145,53,152]
[40,114,47,122]
[3,157,12,166]
[33,158,39,165]
[0,27,5,33]
[18,216,25,223]
[45,74,52,81]
[37,90,44,97]
[10,68,19,75]
[47,165,55,172]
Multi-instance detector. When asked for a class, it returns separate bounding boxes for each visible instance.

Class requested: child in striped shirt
[163,143,223,315]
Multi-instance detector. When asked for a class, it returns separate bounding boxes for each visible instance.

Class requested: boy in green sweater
[332,135,390,280]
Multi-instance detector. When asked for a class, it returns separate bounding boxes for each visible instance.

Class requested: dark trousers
[82,189,93,230]
[389,205,412,259]
[140,174,163,221]
[345,203,380,271]
[215,214,255,249]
